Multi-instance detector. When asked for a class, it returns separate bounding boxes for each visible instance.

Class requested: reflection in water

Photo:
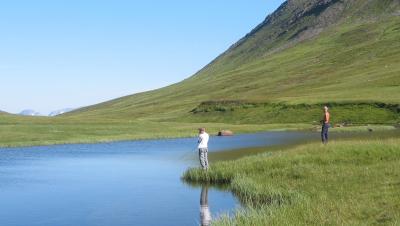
[200,186,212,226]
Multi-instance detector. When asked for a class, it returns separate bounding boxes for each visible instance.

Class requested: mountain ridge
[198,0,400,77]
[65,0,400,124]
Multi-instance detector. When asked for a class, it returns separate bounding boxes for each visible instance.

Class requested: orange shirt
[324,112,330,123]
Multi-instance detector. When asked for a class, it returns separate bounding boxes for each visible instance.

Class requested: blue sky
[0,0,285,114]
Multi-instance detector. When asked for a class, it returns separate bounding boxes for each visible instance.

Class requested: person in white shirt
[198,128,209,170]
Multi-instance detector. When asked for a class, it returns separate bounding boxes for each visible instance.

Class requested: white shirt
[200,205,212,225]
[198,132,209,149]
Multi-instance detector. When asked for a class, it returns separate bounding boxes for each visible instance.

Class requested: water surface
[0,131,313,226]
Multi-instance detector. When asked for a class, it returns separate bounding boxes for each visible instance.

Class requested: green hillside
[66,0,400,125]
[1,0,400,147]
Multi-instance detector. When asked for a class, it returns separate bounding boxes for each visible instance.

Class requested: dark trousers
[321,123,330,144]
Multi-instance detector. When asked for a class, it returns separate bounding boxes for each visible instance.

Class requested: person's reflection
[200,186,212,226]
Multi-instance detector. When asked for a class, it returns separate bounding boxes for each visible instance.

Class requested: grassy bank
[185,101,400,124]
[0,114,313,148]
[183,135,400,225]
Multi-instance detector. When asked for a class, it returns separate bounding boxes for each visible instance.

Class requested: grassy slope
[65,0,400,120]
[67,13,400,122]
[183,135,400,225]
[1,0,400,147]
[184,102,400,124]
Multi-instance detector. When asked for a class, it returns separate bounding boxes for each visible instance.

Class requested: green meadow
[0,113,314,147]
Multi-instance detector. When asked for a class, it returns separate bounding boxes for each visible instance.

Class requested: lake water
[0,131,314,226]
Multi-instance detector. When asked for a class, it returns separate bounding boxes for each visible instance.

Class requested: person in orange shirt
[321,106,330,144]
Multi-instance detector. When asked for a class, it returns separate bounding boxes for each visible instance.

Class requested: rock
[218,130,234,136]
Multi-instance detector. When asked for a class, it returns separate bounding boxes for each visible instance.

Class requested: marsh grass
[183,136,400,225]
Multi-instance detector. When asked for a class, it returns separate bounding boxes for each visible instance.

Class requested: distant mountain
[19,109,42,116]
[48,108,74,117]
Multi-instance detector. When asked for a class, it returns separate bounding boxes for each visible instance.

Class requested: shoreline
[0,124,396,149]
[0,127,313,149]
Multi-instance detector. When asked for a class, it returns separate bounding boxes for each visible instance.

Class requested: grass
[0,113,313,147]
[183,134,400,225]
[185,102,400,124]
[329,124,398,132]
[208,128,399,162]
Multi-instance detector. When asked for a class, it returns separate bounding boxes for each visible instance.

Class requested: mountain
[48,108,74,117]
[17,108,74,117]
[19,109,42,116]
[66,0,400,124]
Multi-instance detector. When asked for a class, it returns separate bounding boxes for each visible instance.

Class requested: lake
[0,131,314,226]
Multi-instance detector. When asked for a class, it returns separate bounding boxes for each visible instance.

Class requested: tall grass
[183,138,400,225]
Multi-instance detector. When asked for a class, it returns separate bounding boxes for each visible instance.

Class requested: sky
[0,0,285,114]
